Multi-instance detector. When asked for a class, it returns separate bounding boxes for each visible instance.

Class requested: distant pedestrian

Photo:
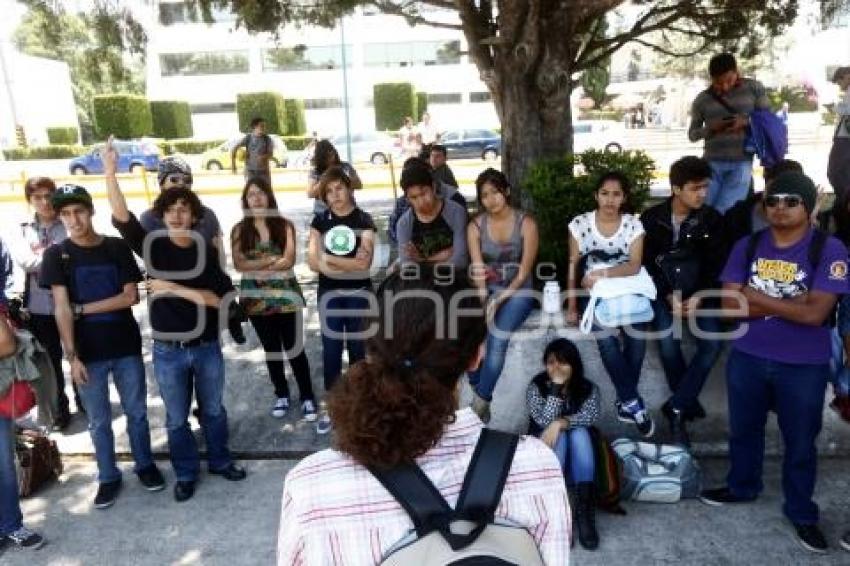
[428,143,458,188]
[306,139,362,214]
[828,66,850,200]
[232,117,274,185]
[688,52,770,213]
[417,112,439,145]
[399,116,420,158]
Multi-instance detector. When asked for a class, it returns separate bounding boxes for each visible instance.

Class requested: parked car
[330,132,403,165]
[69,140,160,175]
[572,120,624,153]
[201,135,289,171]
[439,129,501,160]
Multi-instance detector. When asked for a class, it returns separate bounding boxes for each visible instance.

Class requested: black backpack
[369,429,545,565]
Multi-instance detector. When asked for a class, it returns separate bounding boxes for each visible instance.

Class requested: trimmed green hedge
[281,136,311,151]
[150,101,193,139]
[374,83,416,131]
[47,127,79,145]
[578,109,625,121]
[284,99,307,136]
[237,92,286,134]
[154,139,225,155]
[3,145,86,160]
[93,94,153,139]
[416,92,428,121]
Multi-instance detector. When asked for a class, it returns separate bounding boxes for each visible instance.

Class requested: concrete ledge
[470,310,850,456]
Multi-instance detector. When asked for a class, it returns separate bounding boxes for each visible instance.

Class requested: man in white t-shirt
[418,112,439,146]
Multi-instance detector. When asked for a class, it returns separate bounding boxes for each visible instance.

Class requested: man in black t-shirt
[106,167,246,502]
[39,184,164,509]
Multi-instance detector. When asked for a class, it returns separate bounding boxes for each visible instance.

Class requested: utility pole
[339,15,352,162]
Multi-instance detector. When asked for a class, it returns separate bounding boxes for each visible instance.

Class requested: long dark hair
[233,176,292,254]
[312,139,341,175]
[594,170,634,214]
[532,338,593,412]
[328,266,487,470]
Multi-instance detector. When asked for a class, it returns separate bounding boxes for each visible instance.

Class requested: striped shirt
[277,408,571,565]
[688,78,770,161]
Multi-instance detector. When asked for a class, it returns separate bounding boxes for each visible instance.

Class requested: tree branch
[631,37,707,58]
[369,1,462,30]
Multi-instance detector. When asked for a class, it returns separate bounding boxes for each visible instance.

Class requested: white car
[572,120,624,153]
[330,132,403,165]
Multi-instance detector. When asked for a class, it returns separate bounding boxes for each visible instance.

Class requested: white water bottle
[542,281,562,314]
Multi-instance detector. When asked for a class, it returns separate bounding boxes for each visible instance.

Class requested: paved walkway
[4,458,849,565]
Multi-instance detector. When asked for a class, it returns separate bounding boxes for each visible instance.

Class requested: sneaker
[662,401,690,448]
[94,479,122,509]
[839,530,850,552]
[137,465,166,492]
[173,480,196,502]
[791,523,828,554]
[699,487,755,507]
[617,399,654,438]
[316,414,332,435]
[5,527,45,550]
[301,400,318,422]
[209,463,247,481]
[271,397,290,418]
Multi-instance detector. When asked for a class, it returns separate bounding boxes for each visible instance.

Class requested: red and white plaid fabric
[277,408,571,565]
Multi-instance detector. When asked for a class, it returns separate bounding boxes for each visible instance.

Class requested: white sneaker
[301,400,318,422]
[271,397,290,418]
[316,414,332,435]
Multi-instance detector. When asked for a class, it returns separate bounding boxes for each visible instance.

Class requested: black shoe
[684,400,706,422]
[209,463,247,481]
[94,479,122,509]
[699,487,755,507]
[137,465,166,492]
[617,399,654,438]
[840,530,850,552]
[792,523,828,554]
[4,526,45,550]
[51,411,71,432]
[575,482,599,550]
[174,481,196,502]
[662,402,691,448]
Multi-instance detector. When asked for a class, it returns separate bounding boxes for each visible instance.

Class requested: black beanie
[766,171,817,212]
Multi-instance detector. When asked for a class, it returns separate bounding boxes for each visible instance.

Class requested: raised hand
[103,135,119,176]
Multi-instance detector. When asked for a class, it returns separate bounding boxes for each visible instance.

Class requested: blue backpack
[708,89,788,168]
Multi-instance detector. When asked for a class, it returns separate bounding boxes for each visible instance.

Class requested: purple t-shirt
[721,229,849,364]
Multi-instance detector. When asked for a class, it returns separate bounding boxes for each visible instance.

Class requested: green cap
[51,184,93,211]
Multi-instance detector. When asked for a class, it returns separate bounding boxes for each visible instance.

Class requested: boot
[662,401,691,448]
[566,485,577,549]
[576,482,599,550]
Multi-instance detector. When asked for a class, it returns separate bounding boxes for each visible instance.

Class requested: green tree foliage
[150,101,194,139]
[580,64,611,109]
[373,83,417,131]
[416,92,428,121]
[46,127,79,145]
[237,92,287,134]
[93,94,153,139]
[284,99,307,136]
[13,1,146,143]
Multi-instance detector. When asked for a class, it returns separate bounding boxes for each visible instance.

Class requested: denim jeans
[595,326,646,404]
[467,291,536,401]
[726,348,828,524]
[77,355,154,483]
[551,426,595,485]
[707,159,753,214]
[153,340,232,482]
[830,328,850,396]
[0,417,22,536]
[651,300,723,414]
[318,290,369,392]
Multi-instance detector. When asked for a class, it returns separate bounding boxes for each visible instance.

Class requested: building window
[160,51,250,76]
[470,91,492,103]
[158,1,236,25]
[190,102,236,114]
[364,40,461,67]
[427,93,462,104]
[304,98,343,110]
[262,45,353,72]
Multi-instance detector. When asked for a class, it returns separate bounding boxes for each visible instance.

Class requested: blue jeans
[318,290,369,392]
[467,291,536,401]
[830,328,850,396]
[726,349,828,524]
[595,325,646,404]
[651,300,723,414]
[78,355,154,483]
[707,159,753,214]
[0,417,22,536]
[551,427,595,485]
[153,340,232,482]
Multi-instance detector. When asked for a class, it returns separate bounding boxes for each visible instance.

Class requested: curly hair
[327,266,487,470]
[152,186,203,221]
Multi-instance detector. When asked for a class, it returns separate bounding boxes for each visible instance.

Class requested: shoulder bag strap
[455,428,519,522]
[368,462,452,538]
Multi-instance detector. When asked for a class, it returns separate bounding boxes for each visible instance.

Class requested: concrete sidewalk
[4,457,849,565]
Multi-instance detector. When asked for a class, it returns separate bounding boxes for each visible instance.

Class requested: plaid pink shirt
[277,408,571,565]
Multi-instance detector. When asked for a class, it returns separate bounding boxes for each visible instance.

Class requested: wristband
[72,303,84,319]
[64,350,77,362]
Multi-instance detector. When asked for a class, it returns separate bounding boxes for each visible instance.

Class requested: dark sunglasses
[764,194,803,208]
[165,174,193,186]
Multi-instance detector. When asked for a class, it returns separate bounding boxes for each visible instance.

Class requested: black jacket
[722,193,763,253]
[640,199,726,299]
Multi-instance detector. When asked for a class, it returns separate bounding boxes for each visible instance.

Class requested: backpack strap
[455,428,519,522]
[808,228,828,272]
[706,88,738,116]
[743,229,763,275]
[368,462,452,539]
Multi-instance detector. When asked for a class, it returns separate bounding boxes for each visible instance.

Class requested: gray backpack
[369,429,545,566]
[612,439,702,503]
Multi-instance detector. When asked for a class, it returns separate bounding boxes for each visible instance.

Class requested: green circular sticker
[325,225,356,256]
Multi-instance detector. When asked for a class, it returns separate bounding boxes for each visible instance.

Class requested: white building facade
[145,1,499,139]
